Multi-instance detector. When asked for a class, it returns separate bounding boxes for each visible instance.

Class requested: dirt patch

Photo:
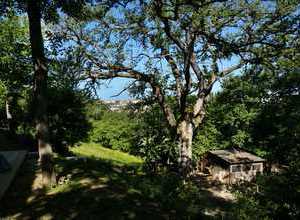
[191,173,236,217]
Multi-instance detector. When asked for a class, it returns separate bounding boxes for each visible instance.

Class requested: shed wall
[209,162,263,184]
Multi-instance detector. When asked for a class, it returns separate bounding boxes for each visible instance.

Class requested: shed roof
[209,148,265,165]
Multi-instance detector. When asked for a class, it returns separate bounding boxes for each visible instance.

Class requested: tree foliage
[0,15,32,131]
[133,102,178,170]
[196,35,300,163]
[0,6,93,154]
[88,107,138,152]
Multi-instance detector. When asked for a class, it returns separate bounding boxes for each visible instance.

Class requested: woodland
[0,0,299,219]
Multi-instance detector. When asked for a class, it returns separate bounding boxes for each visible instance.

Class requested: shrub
[47,87,91,154]
[228,163,300,219]
[88,110,138,152]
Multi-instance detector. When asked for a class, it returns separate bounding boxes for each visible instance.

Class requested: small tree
[58,0,299,175]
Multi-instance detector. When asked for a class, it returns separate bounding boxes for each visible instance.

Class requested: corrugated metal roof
[209,148,265,164]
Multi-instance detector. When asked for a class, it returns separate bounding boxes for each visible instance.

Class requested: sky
[97,56,240,100]
[98,77,223,100]
[97,78,133,100]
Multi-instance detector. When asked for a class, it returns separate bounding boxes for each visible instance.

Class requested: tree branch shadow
[0,153,234,220]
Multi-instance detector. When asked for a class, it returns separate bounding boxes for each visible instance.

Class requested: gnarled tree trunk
[177,119,193,177]
[27,0,56,187]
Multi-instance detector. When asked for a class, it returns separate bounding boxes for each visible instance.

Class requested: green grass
[0,142,234,220]
[71,142,143,166]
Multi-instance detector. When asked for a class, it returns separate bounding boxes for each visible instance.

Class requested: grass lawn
[0,143,234,219]
[71,143,143,166]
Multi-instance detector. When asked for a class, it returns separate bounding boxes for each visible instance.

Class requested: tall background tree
[0,0,94,186]
[26,0,56,186]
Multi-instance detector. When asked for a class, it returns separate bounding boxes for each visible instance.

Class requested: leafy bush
[132,104,178,171]
[88,109,138,152]
[87,102,179,171]
[193,118,222,159]
[228,163,300,220]
[47,87,91,154]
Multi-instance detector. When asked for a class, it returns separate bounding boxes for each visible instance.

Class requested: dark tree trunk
[27,0,56,186]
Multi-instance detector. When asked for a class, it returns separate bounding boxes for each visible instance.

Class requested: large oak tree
[57,0,299,175]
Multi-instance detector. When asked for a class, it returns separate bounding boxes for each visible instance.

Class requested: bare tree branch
[89,67,177,128]
[110,80,137,98]
[219,62,244,77]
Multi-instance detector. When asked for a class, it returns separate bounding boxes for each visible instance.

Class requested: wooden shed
[201,148,265,184]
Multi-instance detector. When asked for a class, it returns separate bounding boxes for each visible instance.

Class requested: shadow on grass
[0,154,234,220]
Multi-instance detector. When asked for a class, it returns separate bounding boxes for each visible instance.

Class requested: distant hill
[100,99,141,111]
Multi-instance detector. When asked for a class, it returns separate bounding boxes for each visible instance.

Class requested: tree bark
[177,119,193,177]
[5,99,12,131]
[27,0,56,187]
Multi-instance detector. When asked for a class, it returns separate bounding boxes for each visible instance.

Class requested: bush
[47,87,91,154]
[228,163,300,219]
[88,109,138,152]
[132,104,178,171]
[87,102,179,171]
